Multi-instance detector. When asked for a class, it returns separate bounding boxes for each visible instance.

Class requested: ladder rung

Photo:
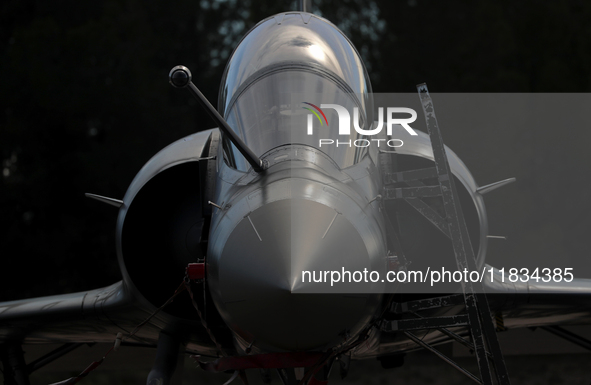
[384,315,469,332]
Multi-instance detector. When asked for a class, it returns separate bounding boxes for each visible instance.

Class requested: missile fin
[85,193,123,208]
[476,178,516,195]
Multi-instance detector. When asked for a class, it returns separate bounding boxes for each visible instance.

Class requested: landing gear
[147,332,185,385]
[0,342,30,385]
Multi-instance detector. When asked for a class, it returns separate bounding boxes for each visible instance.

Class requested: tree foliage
[1,0,590,299]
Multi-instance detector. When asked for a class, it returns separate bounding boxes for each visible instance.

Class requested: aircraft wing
[485,265,591,328]
[0,281,152,344]
[0,280,216,355]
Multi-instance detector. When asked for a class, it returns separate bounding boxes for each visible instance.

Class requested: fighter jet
[2,3,591,385]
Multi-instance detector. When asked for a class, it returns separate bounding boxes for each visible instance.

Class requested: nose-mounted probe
[169,65,265,173]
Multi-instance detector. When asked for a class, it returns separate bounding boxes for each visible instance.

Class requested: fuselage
[204,12,487,354]
[115,11,488,357]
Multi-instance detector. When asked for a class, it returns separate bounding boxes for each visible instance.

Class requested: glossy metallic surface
[207,145,385,352]
[5,10,591,383]
[219,13,371,116]
[218,12,373,170]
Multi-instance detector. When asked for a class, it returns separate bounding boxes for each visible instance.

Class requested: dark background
[2,1,591,384]
[2,0,591,300]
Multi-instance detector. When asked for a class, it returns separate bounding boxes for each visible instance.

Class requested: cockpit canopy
[218,12,373,170]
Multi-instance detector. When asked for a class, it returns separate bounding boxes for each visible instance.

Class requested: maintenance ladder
[379,84,511,385]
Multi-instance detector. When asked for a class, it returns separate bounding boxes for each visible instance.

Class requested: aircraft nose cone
[210,198,375,351]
